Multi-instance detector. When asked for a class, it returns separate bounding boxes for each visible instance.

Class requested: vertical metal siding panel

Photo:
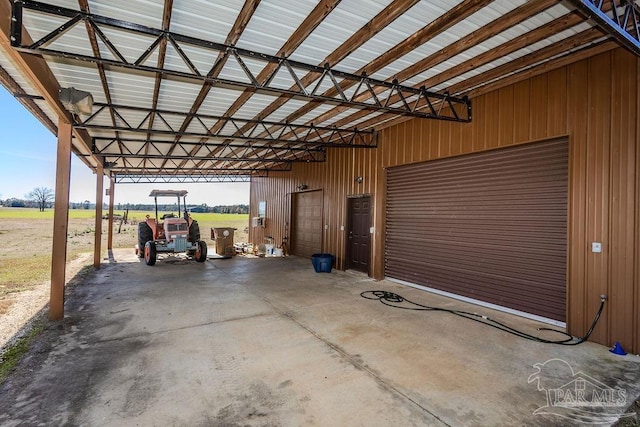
[529,74,548,141]
[393,126,400,167]
[459,121,471,155]
[373,130,386,279]
[386,127,396,168]
[406,119,415,162]
[609,49,637,351]
[403,121,411,164]
[547,68,567,136]
[325,150,334,256]
[429,121,440,159]
[513,80,530,143]
[450,122,463,156]
[484,90,500,149]
[498,86,514,147]
[636,56,640,353]
[585,52,612,345]
[367,145,374,194]
[472,95,486,152]
[439,120,452,157]
[567,60,589,337]
[414,119,424,160]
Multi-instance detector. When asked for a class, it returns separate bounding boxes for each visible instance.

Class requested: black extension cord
[361,290,607,345]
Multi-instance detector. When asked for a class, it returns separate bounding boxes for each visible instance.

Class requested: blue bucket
[311,253,334,273]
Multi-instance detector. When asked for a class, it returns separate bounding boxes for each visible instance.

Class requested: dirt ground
[0,218,128,349]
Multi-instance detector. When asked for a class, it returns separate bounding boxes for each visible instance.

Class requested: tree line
[0,188,248,214]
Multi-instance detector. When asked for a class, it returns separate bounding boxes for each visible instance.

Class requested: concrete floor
[1,250,639,426]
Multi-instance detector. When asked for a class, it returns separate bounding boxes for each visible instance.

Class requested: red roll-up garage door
[385,139,568,321]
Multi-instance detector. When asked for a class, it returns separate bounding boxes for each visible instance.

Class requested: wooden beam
[372,39,617,131]
[300,0,559,130]
[164,0,262,167]
[465,40,618,98]
[197,0,425,167]
[78,0,125,156]
[419,11,587,91]
[144,0,174,167]
[326,22,604,133]
[209,0,342,129]
[189,0,344,167]
[50,119,72,320]
[243,0,423,124]
[107,177,115,251]
[94,163,104,268]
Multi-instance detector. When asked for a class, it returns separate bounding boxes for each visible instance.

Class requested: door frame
[345,194,372,275]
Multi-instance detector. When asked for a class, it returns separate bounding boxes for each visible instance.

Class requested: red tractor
[135,190,207,265]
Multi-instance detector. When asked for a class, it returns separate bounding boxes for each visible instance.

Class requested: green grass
[0,323,43,385]
[0,207,95,219]
[0,256,52,296]
[0,207,249,225]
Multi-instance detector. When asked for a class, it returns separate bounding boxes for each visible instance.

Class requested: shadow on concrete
[1,249,639,426]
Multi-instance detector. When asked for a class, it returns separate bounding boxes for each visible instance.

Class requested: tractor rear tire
[138,222,153,258]
[195,240,207,262]
[189,220,201,242]
[144,241,157,266]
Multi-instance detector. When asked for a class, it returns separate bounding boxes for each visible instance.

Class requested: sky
[0,88,250,206]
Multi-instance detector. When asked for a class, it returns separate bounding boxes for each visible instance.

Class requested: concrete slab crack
[256,294,451,427]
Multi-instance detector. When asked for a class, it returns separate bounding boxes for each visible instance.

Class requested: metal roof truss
[83,103,377,147]
[11,0,472,123]
[570,0,640,56]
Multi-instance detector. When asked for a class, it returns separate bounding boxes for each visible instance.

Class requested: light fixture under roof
[59,87,93,116]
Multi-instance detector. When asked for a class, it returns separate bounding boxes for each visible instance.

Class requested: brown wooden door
[347,196,371,274]
[291,190,323,258]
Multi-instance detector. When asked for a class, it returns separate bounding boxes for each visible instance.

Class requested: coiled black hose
[361,290,606,345]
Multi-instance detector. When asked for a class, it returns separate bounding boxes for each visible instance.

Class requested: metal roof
[0,0,637,183]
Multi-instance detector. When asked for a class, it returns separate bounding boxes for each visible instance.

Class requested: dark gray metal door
[385,139,568,321]
[347,196,371,274]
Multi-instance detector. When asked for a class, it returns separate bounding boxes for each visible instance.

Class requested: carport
[1,0,640,423]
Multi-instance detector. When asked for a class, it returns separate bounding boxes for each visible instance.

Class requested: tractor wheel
[189,220,201,242]
[195,240,207,262]
[144,241,157,266]
[138,222,153,258]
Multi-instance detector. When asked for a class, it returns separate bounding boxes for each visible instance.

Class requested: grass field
[0,207,249,310]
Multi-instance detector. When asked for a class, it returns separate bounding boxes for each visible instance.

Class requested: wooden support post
[93,163,103,268]
[107,177,115,250]
[50,120,72,320]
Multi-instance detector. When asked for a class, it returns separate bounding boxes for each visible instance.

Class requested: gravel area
[0,252,92,350]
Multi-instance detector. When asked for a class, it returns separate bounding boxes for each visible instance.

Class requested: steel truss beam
[570,0,640,56]
[11,0,471,122]
[82,103,377,147]
[93,137,327,163]
[109,159,292,172]
[114,173,256,184]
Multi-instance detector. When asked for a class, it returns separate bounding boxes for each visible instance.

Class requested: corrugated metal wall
[250,48,639,354]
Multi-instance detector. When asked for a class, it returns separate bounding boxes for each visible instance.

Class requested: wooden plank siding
[249,48,639,353]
